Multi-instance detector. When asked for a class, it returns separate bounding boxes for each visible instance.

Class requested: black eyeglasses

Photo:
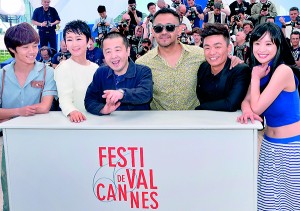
[153,24,179,33]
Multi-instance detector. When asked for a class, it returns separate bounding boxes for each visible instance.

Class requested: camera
[131,5,136,11]
[206,0,214,11]
[98,21,106,27]
[127,35,140,46]
[178,29,189,44]
[46,21,51,27]
[147,14,154,23]
[171,0,180,9]
[58,51,71,62]
[234,15,241,22]
[137,46,149,57]
[118,20,128,29]
[261,1,271,12]
[189,8,197,20]
[296,16,300,25]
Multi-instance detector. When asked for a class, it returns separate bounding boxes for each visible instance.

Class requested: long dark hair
[249,22,296,90]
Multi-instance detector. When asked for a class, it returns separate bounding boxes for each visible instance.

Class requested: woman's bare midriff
[265,121,300,138]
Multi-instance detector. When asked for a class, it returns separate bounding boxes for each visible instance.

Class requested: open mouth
[258,54,268,59]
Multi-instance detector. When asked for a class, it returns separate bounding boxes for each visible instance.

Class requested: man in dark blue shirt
[31,0,60,53]
[186,0,204,28]
[85,32,153,116]
[195,23,251,111]
[86,37,105,66]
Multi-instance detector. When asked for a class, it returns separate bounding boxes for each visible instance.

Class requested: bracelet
[281,25,286,28]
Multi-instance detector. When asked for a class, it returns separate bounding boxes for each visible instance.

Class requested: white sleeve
[54,62,78,116]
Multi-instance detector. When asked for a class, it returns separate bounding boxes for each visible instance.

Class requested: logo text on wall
[93,146,159,209]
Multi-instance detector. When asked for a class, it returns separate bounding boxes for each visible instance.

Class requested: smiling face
[203,34,231,72]
[10,42,38,65]
[252,32,277,66]
[65,31,88,59]
[291,33,300,48]
[152,13,180,48]
[103,37,130,75]
[290,9,299,22]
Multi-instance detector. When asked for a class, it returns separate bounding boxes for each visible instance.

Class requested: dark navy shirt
[195,58,251,111]
[85,59,153,115]
[32,6,60,31]
[86,47,105,66]
[187,4,203,28]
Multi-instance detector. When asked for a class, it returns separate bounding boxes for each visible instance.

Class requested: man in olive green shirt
[136,8,205,110]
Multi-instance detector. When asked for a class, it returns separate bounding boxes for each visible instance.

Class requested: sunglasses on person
[152,24,179,33]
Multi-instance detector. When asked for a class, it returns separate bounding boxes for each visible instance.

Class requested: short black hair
[201,23,230,45]
[102,31,129,49]
[291,30,300,38]
[289,7,299,12]
[4,22,39,58]
[141,38,151,45]
[63,20,91,43]
[128,0,136,4]
[147,2,156,10]
[97,5,106,13]
[153,8,180,24]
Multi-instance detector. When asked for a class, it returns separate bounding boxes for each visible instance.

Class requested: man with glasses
[136,8,205,110]
[136,8,243,110]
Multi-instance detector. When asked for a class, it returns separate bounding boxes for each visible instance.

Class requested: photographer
[186,0,204,28]
[143,2,157,43]
[279,7,300,41]
[290,31,300,68]
[86,37,105,66]
[229,8,252,35]
[171,0,181,10]
[129,25,144,52]
[176,4,192,33]
[118,13,132,36]
[136,38,152,59]
[127,0,143,28]
[92,5,115,42]
[39,46,53,67]
[243,20,254,44]
[127,25,144,61]
[251,0,277,26]
[233,31,250,64]
[52,40,71,68]
[203,0,230,16]
[31,0,60,53]
[157,0,173,10]
[229,0,251,19]
[203,2,228,27]
[177,23,192,45]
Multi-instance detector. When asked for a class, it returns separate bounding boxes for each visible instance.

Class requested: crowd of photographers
[38,0,300,68]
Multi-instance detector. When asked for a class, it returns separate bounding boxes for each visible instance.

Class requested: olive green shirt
[136,43,205,110]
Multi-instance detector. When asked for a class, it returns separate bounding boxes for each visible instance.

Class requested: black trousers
[38,29,57,53]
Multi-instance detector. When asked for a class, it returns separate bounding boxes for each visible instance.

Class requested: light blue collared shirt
[0,60,57,108]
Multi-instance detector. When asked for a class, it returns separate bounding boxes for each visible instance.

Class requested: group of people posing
[0,2,300,211]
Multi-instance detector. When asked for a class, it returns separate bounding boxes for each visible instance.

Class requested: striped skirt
[258,135,300,211]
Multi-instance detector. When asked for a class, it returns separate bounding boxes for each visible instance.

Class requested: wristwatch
[117,89,125,99]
